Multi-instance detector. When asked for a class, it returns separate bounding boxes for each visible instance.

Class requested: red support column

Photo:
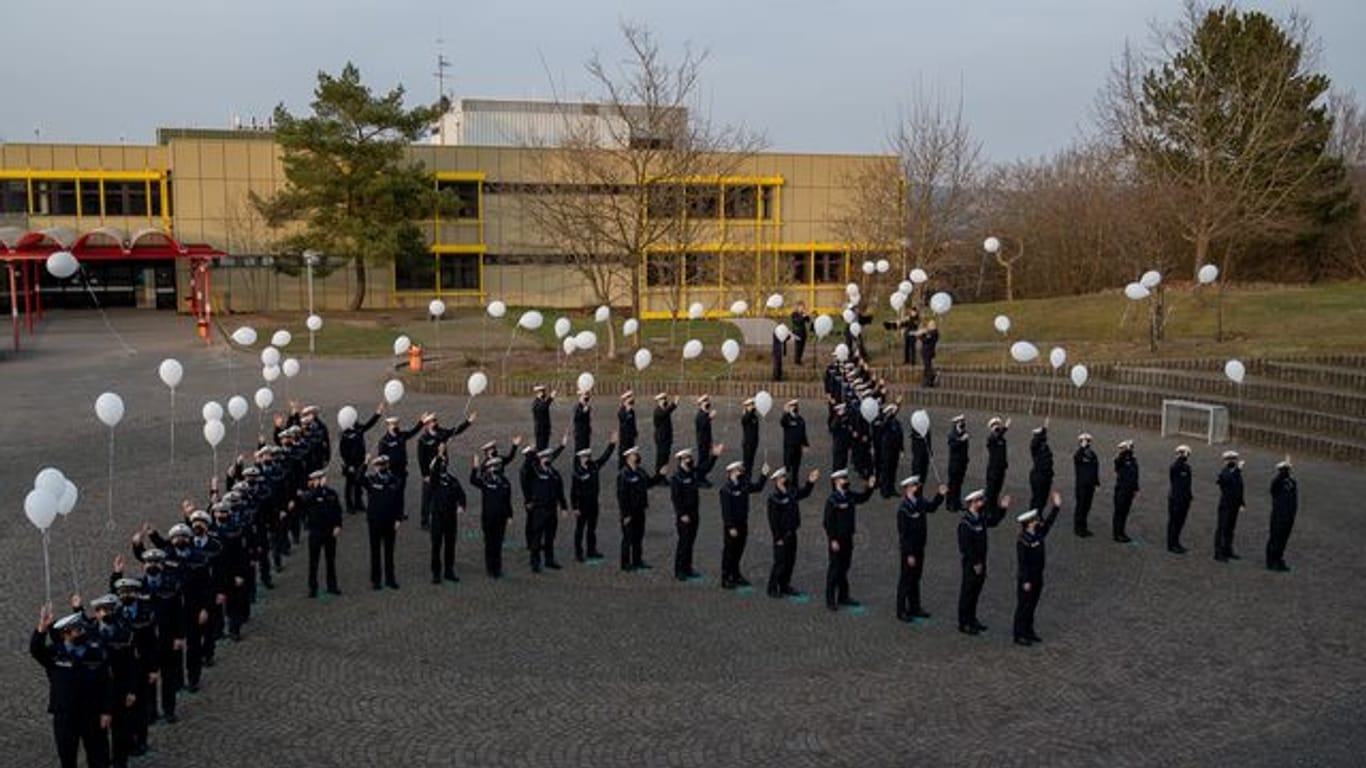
[8,260,19,352]
[23,260,33,333]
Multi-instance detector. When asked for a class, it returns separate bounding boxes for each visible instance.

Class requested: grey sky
[5,0,1363,161]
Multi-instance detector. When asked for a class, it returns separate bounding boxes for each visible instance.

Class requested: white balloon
[813,314,833,339]
[1224,359,1246,385]
[254,387,274,410]
[487,301,507,318]
[721,339,741,364]
[682,339,703,359]
[688,302,705,320]
[468,372,489,396]
[1070,364,1089,389]
[25,489,59,531]
[574,330,598,350]
[898,280,914,294]
[1049,347,1067,370]
[282,358,300,378]
[623,318,640,337]
[562,337,577,355]
[1124,282,1150,301]
[929,292,952,315]
[754,391,774,417]
[428,299,446,318]
[889,292,907,311]
[765,293,784,310]
[1140,270,1162,289]
[909,268,928,285]
[993,315,1011,334]
[227,396,249,422]
[554,317,572,339]
[1198,264,1220,285]
[35,467,66,498]
[306,314,324,332]
[846,293,861,307]
[849,322,862,338]
[518,310,544,330]
[337,406,358,430]
[729,300,749,316]
[984,236,1001,254]
[859,397,880,423]
[875,258,890,274]
[383,379,406,405]
[201,401,224,422]
[1010,341,1040,363]
[203,419,226,448]
[910,409,931,437]
[634,348,653,371]
[271,329,292,348]
[834,343,850,362]
[262,365,281,383]
[577,372,595,393]
[95,392,124,427]
[46,251,79,279]
[260,346,281,367]
[845,283,861,298]
[774,324,791,342]
[594,305,610,323]
[158,358,183,389]
[861,260,876,275]
[841,308,856,324]
[57,479,78,517]
[393,335,412,356]
[231,326,258,346]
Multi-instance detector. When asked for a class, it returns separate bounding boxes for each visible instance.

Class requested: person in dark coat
[946,415,969,512]
[694,395,717,486]
[338,402,383,514]
[876,404,904,498]
[616,447,664,571]
[909,422,931,491]
[719,459,769,588]
[822,468,876,610]
[780,399,809,481]
[570,434,617,562]
[572,391,593,452]
[1012,490,1062,646]
[361,455,404,589]
[112,577,155,755]
[669,445,722,580]
[1214,450,1246,562]
[740,398,760,479]
[766,467,820,597]
[790,303,810,365]
[771,327,786,381]
[984,417,1010,512]
[117,547,183,725]
[917,319,939,387]
[91,593,138,768]
[31,606,113,768]
[531,385,555,451]
[1073,432,1099,537]
[829,402,852,472]
[1167,445,1193,554]
[525,448,569,573]
[376,416,423,524]
[1112,440,1140,543]
[652,392,678,475]
[302,470,344,597]
[426,448,467,583]
[1266,458,1298,572]
[902,305,921,366]
[416,411,475,530]
[1028,425,1054,513]
[617,391,638,467]
[957,488,1011,635]
[469,455,514,578]
[896,476,946,621]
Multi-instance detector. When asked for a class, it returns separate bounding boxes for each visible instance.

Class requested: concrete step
[1261,360,1366,392]
[1111,366,1366,416]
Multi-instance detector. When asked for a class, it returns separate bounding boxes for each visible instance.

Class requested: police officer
[876,403,904,498]
[946,415,970,511]
[766,467,820,597]
[32,605,113,768]
[116,548,182,724]
[617,391,638,467]
[918,319,940,387]
[616,447,662,571]
[469,454,514,578]
[186,511,224,669]
[779,399,809,482]
[1266,457,1297,572]
[669,445,722,580]
[896,476,946,621]
[822,468,875,610]
[984,417,1010,512]
[957,489,1011,635]
[771,326,786,381]
[652,392,678,475]
[909,419,931,494]
[570,433,617,562]
[300,469,343,597]
[530,384,555,450]
[527,447,569,573]
[1112,440,1139,544]
[425,446,467,584]
[1028,425,1053,513]
[338,402,384,514]
[362,455,404,589]
[902,304,921,366]
[740,398,760,479]
[720,459,770,589]
[1073,433,1099,537]
[1214,450,1245,562]
[829,402,852,472]
[572,390,593,452]
[1013,490,1062,647]
[209,502,249,641]
[163,524,212,694]
[790,301,810,365]
[376,414,423,501]
[91,593,138,768]
[416,411,475,530]
[695,395,717,486]
[1167,445,1193,554]
[113,577,154,755]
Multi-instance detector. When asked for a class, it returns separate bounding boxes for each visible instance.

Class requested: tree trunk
[349,257,366,311]
[1193,230,1210,283]
[630,257,642,322]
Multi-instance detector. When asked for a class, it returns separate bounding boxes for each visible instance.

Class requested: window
[685,252,719,286]
[32,180,78,215]
[786,252,810,283]
[813,251,844,284]
[80,182,100,217]
[647,184,684,218]
[154,177,169,217]
[394,249,436,292]
[439,255,480,291]
[759,185,774,219]
[724,186,757,219]
[0,180,25,214]
[685,185,720,218]
[437,180,479,219]
[646,253,681,287]
[103,181,151,217]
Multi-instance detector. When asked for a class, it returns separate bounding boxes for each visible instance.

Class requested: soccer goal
[1161,399,1230,444]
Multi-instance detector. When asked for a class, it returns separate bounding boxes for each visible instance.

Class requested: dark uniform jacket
[780,412,809,453]
[1217,465,1245,510]
[617,406,638,450]
[30,631,113,716]
[616,464,661,516]
[573,401,593,451]
[377,421,423,477]
[653,402,676,445]
[1270,471,1297,520]
[1016,505,1061,584]
[362,469,405,524]
[417,420,472,480]
[570,444,616,512]
[720,474,768,529]
[898,492,944,555]
[1169,457,1192,501]
[669,453,720,520]
[822,484,874,540]
[767,480,815,539]
[303,485,344,536]
[1114,452,1140,494]
[470,467,514,526]
[1074,446,1100,488]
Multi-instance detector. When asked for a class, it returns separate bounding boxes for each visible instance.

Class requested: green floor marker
[785,593,811,605]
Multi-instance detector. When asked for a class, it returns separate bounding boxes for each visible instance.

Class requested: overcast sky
[5,0,1363,161]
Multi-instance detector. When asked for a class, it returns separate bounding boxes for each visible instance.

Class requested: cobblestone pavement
[2,312,1364,767]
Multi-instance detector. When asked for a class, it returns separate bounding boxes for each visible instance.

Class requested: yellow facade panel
[222,142,251,179]
[199,141,225,179]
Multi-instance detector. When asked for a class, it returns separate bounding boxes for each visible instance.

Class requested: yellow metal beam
[0,169,164,182]
[433,171,487,182]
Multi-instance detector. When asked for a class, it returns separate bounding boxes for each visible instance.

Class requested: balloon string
[106,429,116,534]
[169,388,176,467]
[66,529,80,595]
[43,530,52,604]
[80,269,136,355]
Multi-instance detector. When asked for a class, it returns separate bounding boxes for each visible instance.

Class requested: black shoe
[686,569,703,579]
[767,586,782,598]
[912,610,931,619]
[958,624,980,635]
[827,603,839,612]
[420,522,430,531]
[1214,554,1229,562]
[721,579,736,590]
[545,561,562,570]
[621,564,635,572]
[1168,545,1187,554]
[187,683,200,693]
[1075,529,1093,538]
[1027,634,1043,643]
[229,631,242,642]
[444,573,460,582]
[636,562,653,571]
[262,581,275,590]
[372,582,383,590]
[1014,636,1034,646]
[1227,552,1242,561]
[675,572,689,581]
[896,612,911,622]
[432,576,442,584]
[734,575,750,587]
[204,656,215,668]
[1269,562,1290,572]
[838,597,861,608]
[163,713,179,724]
[327,588,342,596]
[308,589,318,598]
[587,550,605,560]
[531,563,543,573]
[385,580,400,589]
[1114,534,1132,544]
[971,622,988,633]
[575,552,585,563]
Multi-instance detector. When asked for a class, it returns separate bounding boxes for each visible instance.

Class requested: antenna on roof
[435,39,452,144]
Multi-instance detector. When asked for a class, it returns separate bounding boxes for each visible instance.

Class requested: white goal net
[1161,399,1230,444]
